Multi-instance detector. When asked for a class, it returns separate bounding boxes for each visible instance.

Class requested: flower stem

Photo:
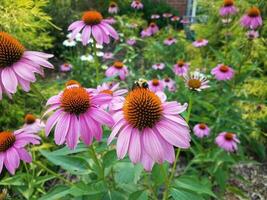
[92,41,99,84]
[90,145,105,180]
[162,148,181,200]
[186,92,193,123]
[33,161,72,185]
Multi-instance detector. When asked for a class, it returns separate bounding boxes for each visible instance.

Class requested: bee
[132,78,149,90]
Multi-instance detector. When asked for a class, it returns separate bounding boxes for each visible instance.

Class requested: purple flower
[173,60,189,76]
[163,13,172,18]
[148,79,165,92]
[108,2,119,14]
[126,38,136,46]
[193,123,210,138]
[164,37,177,45]
[68,10,119,45]
[215,132,240,152]
[105,61,128,80]
[103,52,114,60]
[171,16,180,22]
[151,14,160,19]
[219,0,237,16]
[163,77,176,92]
[240,7,263,29]
[60,63,72,72]
[192,39,208,47]
[131,0,143,10]
[246,30,259,39]
[152,63,165,70]
[211,64,234,81]
[22,114,45,134]
[148,22,159,35]
[141,28,152,38]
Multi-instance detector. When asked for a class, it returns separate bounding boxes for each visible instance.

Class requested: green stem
[92,42,99,84]
[186,92,193,123]
[33,161,72,185]
[90,145,104,180]
[162,149,181,200]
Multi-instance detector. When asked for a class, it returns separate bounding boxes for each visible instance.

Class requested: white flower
[96,44,103,49]
[80,54,94,62]
[63,39,76,47]
[96,52,104,57]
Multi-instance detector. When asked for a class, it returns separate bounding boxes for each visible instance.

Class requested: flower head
[163,77,176,92]
[164,37,177,45]
[219,0,237,16]
[152,63,165,70]
[173,60,189,76]
[22,114,45,134]
[68,10,119,45]
[148,22,159,35]
[240,7,262,29]
[184,71,210,91]
[108,86,190,171]
[44,82,114,149]
[211,64,234,81]
[103,52,114,60]
[171,16,180,22]
[63,39,77,47]
[105,61,128,80]
[141,28,152,38]
[108,2,119,14]
[0,32,53,99]
[131,0,143,10]
[246,30,259,40]
[151,14,160,19]
[215,132,240,152]
[126,38,136,46]
[163,13,172,18]
[193,123,210,138]
[148,79,165,92]
[192,39,208,47]
[0,129,40,174]
[60,63,72,72]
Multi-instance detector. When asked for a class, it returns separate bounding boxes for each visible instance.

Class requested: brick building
[163,0,197,18]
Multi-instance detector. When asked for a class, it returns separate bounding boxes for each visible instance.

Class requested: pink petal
[54,113,71,145]
[107,118,126,145]
[81,26,91,45]
[17,148,32,163]
[70,24,85,40]
[13,63,36,82]
[128,128,141,163]
[79,114,93,145]
[45,109,64,136]
[66,115,80,150]
[163,102,188,114]
[101,22,119,39]
[0,153,4,173]
[89,107,114,127]
[1,67,18,93]
[24,51,53,58]
[92,25,103,45]
[4,148,20,174]
[68,20,84,31]
[116,125,132,159]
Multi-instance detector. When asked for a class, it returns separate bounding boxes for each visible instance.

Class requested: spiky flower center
[188,79,201,89]
[219,65,229,73]
[177,60,185,67]
[164,78,170,82]
[248,7,260,17]
[123,88,162,130]
[60,87,90,115]
[0,131,16,152]
[101,89,113,95]
[114,61,124,69]
[152,79,160,86]
[223,0,234,7]
[0,32,25,68]
[224,132,234,141]
[82,11,103,25]
[150,22,156,28]
[25,114,36,124]
[199,123,206,129]
[197,39,204,43]
[168,37,174,40]
[65,80,81,87]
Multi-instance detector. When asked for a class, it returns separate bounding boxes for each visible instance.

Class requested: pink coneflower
[152,63,165,70]
[126,38,136,46]
[163,13,172,18]
[171,16,180,22]
[0,32,53,100]
[173,60,189,76]
[246,30,259,39]
[192,39,209,47]
[94,82,128,111]
[151,14,160,19]
[193,123,210,138]
[180,18,190,24]
[215,132,240,152]
[105,17,117,25]
[164,36,177,45]
[105,61,128,80]
[108,2,119,14]
[163,77,176,92]
[103,52,114,60]
[211,64,235,81]
[184,72,210,91]
[44,82,114,149]
[141,28,152,38]
[148,22,159,35]
[0,129,40,175]
[148,79,165,92]
[240,7,262,29]
[60,63,72,72]
[107,87,190,171]
[68,10,119,45]
[22,114,45,134]
[219,0,237,16]
[131,0,143,10]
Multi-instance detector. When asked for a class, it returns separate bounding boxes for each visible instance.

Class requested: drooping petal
[45,109,64,136]
[4,148,20,174]
[79,114,93,145]
[92,25,103,45]
[107,118,126,144]
[89,107,114,127]
[17,148,32,163]
[116,125,132,159]
[81,25,91,45]
[2,67,18,93]
[68,20,84,31]
[128,128,141,163]
[54,113,71,145]
[66,115,80,150]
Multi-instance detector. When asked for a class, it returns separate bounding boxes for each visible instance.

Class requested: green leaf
[114,162,143,184]
[40,150,90,174]
[69,181,106,197]
[129,190,148,200]
[170,188,204,200]
[45,143,89,156]
[103,149,117,168]
[39,185,70,200]
[173,176,216,198]
[151,163,168,186]
[0,174,26,186]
